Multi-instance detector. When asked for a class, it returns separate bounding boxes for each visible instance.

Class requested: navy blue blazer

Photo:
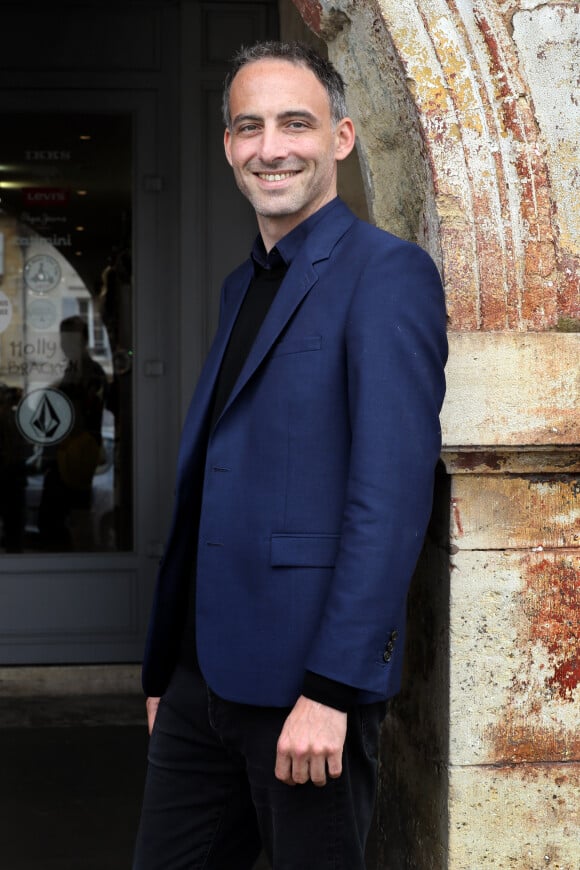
[142,199,447,706]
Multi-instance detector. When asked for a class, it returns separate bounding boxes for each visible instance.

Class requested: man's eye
[287,121,307,130]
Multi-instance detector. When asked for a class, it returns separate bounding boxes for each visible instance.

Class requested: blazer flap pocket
[271,534,340,567]
[271,335,322,357]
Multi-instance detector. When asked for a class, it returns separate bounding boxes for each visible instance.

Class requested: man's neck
[257,215,299,254]
[256,192,338,253]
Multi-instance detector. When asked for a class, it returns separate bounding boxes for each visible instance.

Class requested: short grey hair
[222,40,348,129]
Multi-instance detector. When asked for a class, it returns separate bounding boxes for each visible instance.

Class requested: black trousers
[132,661,385,870]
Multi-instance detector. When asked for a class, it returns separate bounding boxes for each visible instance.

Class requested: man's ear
[224,128,233,166]
[335,117,356,162]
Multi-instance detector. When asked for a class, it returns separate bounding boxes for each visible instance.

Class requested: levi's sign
[22,188,70,207]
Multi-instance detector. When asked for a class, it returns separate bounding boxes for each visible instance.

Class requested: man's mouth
[255,171,299,182]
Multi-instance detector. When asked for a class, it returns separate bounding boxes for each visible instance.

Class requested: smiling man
[223,56,354,243]
[133,41,447,870]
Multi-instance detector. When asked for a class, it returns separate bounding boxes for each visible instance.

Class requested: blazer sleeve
[304,238,447,694]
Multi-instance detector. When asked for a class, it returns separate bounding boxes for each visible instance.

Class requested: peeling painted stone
[441,332,580,447]
[521,556,580,704]
[450,550,580,766]
[513,4,580,321]
[450,475,580,549]
[449,764,580,869]
[333,0,577,330]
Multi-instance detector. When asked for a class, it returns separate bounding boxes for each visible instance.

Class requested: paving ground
[0,696,148,870]
[0,695,271,870]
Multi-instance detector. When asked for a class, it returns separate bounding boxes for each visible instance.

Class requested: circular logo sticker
[24,254,62,294]
[16,388,74,446]
[27,298,58,331]
[0,290,13,334]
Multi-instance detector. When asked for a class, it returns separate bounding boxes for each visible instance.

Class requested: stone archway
[291,0,579,332]
[288,2,580,868]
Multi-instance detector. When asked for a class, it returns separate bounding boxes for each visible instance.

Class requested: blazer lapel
[214,201,357,427]
[215,261,317,422]
[176,260,253,486]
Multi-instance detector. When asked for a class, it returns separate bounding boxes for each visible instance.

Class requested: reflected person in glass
[38,315,108,551]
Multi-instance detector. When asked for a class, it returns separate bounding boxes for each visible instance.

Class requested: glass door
[0,92,166,663]
[0,113,133,554]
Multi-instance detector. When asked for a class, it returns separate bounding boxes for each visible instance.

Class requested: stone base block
[449,764,580,869]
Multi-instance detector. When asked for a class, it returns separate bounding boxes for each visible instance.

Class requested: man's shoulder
[348,214,423,250]
[338,213,438,273]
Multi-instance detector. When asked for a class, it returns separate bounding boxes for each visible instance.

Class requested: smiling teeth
[259,172,295,181]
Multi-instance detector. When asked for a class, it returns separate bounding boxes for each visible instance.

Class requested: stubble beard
[234,157,336,222]
[232,161,311,219]
[240,184,308,220]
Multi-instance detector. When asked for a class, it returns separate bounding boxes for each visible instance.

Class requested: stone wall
[291,1,579,867]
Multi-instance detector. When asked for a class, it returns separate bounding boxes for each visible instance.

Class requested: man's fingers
[291,754,310,785]
[327,750,343,779]
[145,696,161,736]
[307,757,327,787]
[274,748,295,785]
[276,752,328,787]
[275,745,341,788]
[276,740,311,785]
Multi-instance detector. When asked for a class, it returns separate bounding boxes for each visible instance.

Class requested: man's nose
[257,125,288,164]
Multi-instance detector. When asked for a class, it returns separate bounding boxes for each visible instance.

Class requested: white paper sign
[0,290,13,334]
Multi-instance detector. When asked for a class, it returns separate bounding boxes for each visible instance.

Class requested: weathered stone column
[291,0,579,866]
[440,333,580,868]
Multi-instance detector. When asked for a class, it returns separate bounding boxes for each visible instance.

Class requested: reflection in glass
[0,114,132,553]
[37,316,108,550]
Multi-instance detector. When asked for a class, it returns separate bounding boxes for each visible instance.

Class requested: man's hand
[146,696,161,735]
[275,695,347,787]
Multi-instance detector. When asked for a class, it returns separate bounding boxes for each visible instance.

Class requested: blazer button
[383,650,392,663]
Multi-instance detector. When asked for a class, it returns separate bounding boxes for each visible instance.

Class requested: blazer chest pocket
[271,533,340,567]
[271,335,322,357]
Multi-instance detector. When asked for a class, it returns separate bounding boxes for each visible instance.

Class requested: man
[134,41,447,870]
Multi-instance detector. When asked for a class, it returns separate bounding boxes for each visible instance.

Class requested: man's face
[224,59,355,245]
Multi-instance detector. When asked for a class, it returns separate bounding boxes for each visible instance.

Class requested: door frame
[0,87,175,663]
